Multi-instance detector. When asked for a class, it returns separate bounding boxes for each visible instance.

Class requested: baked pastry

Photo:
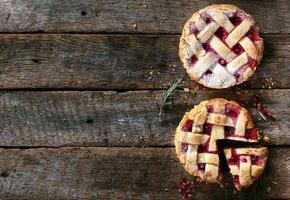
[179,4,264,88]
[175,98,267,189]
[224,147,268,190]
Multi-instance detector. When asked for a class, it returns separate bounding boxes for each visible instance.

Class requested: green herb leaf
[159,78,183,121]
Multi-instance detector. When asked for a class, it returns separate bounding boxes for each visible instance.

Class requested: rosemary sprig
[159,78,183,121]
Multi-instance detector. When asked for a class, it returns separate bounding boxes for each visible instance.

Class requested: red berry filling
[190,23,199,34]
[197,144,207,153]
[228,156,239,165]
[203,123,212,135]
[225,104,240,121]
[247,27,260,43]
[190,55,198,65]
[245,128,258,140]
[247,57,257,69]
[251,155,261,165]
[202,42,211,52]
[232,43,244,55]
[241,157,247,162]
[182,119,193,132]
[232,175,240,186]
[218,59,227,66]
[204,69,212,75]
[181,143,188,153]
[207,105,214,113]
[198,163,205,170]
[224,126,235,136]
[215,27,228,41]
[201,13,212,24]
[229,13,242,26]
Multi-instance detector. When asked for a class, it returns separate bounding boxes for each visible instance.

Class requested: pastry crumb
[184,87,190,93]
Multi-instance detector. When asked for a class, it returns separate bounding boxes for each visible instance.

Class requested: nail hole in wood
[81,11,87,16]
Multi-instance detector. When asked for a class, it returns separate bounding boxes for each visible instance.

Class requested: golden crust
[175,98,266,187]
[179,4,264,89]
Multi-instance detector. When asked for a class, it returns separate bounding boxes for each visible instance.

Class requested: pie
[179,4,264,88]
[174,98,268,190]
[224,147,268,190]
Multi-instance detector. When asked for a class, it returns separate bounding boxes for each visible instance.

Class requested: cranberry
[203,123,212,135]
[229,14,242,26]
[219,59,227,66]
[245,128,258,140]
[181,143,188,153]
[228,156,238,165]
[190,23,199,34]
[232,43,244,55]
[247,57,257,69]
[204,69,212,75]
[201,13,212,24]
[202,43,211,52]
[251,156,260,165]
[181,119,193,132]
[241,157,247,162]
[198,163,205,170]
[178,178,196,200]
[247,27,260,43]
[224,126,235,136]
[225,104,240,119]
[190,55,198,64]
[207,105,214,113]
[215,27,228,41]
[234,73,240,80]
[197,145,207,153]
[233,175,240,185]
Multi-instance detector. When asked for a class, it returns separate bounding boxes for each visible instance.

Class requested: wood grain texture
[0,34,288,89]
[0,0,289,34]
[0,90,288,147]
[0,147,287,200]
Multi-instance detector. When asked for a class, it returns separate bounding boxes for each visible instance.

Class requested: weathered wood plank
[0,147,287,200]
[0,34,288,89]
[0,0,289,34]
[0,90,288,147]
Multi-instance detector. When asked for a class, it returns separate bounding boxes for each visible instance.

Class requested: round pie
[174,98,268,190]
[179,4,264,88]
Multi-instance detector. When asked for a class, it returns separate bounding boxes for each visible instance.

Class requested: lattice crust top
[179,4,264,88]
[224,147,268,190]
[174,98,266,189]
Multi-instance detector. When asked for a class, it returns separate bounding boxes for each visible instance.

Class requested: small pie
[224,147,268,190]
[174,98,267,190]
[179,4,264,88]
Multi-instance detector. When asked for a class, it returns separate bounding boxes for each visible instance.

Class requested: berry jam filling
[224,126,235,136]
[251,155,261,165]
[247,27,260,43]
[215,27,228,41]
[182,119,193,132]
[245,128,258,140]
[219,59,227,66]
[203,123,212,135]
[241,157,247,162]
[190,55,198,65]
[233,175,240,186]
[207,105,214,113]
[234,73,240,80]
[247,56,257,69]
[181,143,188,153]
[229,13,242,26]
[202,42,211,52]
[197,144,208,153]
[204,69,212,75]
[225,104,240,121]
[190,23,199,34]
[232,43,244,55]
[228,156,239,165]
[198,163,205,170]
[201,13,212,24]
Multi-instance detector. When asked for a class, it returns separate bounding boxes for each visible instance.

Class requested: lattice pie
[179,4,264,88]
[175,98,268,190]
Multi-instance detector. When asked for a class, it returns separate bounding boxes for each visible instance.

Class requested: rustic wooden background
[0,0,289,199]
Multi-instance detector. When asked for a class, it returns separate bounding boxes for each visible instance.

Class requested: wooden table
[0,0,289,199]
